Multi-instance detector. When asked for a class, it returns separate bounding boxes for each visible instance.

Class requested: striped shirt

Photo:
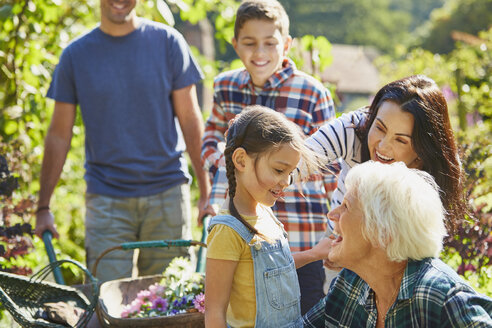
[202,58,337,251]
[302,258,492,327]
[305,109,367,231]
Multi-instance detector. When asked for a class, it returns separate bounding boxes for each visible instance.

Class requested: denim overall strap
[208,215,255,243]
[208,214,302,327]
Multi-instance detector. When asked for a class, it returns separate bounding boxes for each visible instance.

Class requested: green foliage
[418,0,492,54]
[170,0,238,54]
[0,143,35,275]
[375,27,492,131]
[444,129,491,279]
[0,0,240,274]
[289,35,333,80]
[389,0,445,31]
[282,0,413,54]
[288,35,338,104]
[0,0,98,276]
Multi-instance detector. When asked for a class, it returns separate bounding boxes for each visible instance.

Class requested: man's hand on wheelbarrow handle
[35,209,59,239]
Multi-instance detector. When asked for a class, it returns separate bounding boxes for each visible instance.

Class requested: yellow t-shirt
[206,207,284,328]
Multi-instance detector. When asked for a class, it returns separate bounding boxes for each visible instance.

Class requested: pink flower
[129,298,144,313]
[149,283,166,297]
[137,289,153,302]
[121,308,131,318]
[152,297,168,312]
[193,293,205,313]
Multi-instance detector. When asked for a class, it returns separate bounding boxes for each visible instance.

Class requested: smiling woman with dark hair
[306,75,466,233]
[301,161,492,328]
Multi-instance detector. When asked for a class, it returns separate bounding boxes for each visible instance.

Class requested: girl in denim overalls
[205,106,333,328]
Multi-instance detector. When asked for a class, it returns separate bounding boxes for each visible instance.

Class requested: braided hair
[224,105,321,237]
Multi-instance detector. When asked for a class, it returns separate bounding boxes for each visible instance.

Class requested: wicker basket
[0,259,99,328]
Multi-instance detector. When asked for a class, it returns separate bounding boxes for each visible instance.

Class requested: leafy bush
[442,128,491,294]
[0,142,35,275]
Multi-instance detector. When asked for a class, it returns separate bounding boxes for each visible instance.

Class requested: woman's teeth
[331,231,343,243]
[376,150,393,162]
[270,189,283,197]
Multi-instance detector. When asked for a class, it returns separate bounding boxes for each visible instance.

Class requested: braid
[224,144,262,237]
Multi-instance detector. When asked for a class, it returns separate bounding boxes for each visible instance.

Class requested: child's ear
[232,37,238,52]
[283,35,292,56]
[232,147,247,171]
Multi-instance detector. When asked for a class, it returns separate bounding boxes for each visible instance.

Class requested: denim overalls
[208,214,303,328]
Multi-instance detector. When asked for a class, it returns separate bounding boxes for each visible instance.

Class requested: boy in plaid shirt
[201,0,338,314]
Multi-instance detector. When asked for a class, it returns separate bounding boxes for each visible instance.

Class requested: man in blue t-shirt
[35,0,212,282]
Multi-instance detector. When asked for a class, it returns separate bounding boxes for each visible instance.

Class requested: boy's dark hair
[224,105,320,238]
[234,0,290,38]
[356,75,466,232]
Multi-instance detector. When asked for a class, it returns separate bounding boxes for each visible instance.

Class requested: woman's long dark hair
[356,75,466,232]
[224,105,320,237]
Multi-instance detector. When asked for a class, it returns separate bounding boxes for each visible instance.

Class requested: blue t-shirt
[47,19,203,197]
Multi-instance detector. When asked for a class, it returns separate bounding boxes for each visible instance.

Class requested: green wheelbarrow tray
[93,238,207,328]
[0,258,99,328]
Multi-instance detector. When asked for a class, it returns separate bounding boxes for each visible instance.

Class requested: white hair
[345,161,447,261]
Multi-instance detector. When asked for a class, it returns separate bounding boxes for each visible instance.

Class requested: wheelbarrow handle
[196,215,211,273]
[42,230,65,285]
[92,239,207,277]
[121,239,206,250]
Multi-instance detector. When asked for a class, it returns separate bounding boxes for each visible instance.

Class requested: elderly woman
[302,161,492,327]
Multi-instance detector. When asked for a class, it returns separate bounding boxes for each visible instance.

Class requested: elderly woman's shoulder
[412,258,492,325]
[413,258,487,299]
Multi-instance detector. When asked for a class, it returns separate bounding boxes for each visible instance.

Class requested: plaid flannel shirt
[202,58,337,251]
[302,258,492,327]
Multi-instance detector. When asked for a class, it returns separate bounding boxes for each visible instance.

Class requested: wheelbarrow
[0,254,99,327]
[93,215,211,328]
[0,214,211,328]
[94,239,206,328]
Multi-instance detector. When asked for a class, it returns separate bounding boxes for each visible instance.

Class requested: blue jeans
[209,215,302,328]
[297,260,326,315]
[85,183,192,282]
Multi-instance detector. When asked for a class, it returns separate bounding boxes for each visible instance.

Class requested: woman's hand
[293,237,334,268]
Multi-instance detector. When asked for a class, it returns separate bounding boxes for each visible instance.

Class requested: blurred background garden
[1,0,491,323]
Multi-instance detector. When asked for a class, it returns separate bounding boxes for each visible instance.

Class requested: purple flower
[441,85,456,101]
[152,297,168,312]
[193,293,205,313]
